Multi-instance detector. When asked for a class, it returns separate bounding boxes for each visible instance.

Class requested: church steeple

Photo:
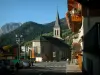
[53,9,62,39]
[54,9,61,28]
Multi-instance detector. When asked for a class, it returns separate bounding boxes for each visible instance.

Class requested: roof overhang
[75,0,100,9]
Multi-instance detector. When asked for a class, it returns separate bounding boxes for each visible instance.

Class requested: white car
[21,61,30,68]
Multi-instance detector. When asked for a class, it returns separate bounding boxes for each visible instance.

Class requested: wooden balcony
[71,15,82,22]
[66,12,82,33]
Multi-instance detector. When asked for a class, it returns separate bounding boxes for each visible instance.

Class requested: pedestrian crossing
[44,65,66,67]
[32,65,66,68]
[32,61,67,68]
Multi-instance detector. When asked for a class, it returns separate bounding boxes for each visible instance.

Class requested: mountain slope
[0,18,68,46]
[1,22,21,34]
[44,18,68,30]
[0,21,45,46]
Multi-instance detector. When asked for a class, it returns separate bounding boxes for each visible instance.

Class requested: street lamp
[15,34,24,60]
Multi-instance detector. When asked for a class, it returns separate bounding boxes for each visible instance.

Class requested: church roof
[54,10,61,28]
[41,36,71,50]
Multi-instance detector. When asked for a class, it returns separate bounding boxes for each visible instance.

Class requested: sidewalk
[66,72,82,75]
[66,64,82,73]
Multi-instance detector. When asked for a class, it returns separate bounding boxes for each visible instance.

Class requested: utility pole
[24,46,27,59]
[16,34,23,60]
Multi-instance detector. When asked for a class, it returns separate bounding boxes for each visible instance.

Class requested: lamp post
[15,34,23,60]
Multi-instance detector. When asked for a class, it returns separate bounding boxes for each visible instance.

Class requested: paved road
[15,61,82,75]
[33,61,67,67]
[15,66,82,75]
[33,61,81,72]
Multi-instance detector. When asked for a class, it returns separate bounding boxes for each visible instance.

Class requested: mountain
[1,22,21,34]
[0,18,68,46]
[0,28,3,36]
[44,18,68,30]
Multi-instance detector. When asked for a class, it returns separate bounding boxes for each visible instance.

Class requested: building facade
[66,0,100,75]
[31,10,70,62]
[75,0,100,75]
[66,0,83,68]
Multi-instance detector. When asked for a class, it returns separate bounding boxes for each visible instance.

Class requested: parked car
[11,59,31,69]
[0,59,15,75]
[18,61,23,68]
[11,59,23,69]
[21,60,31,68]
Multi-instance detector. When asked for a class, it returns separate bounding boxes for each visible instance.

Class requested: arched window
[57,30,58,36]
[55,30,56,35]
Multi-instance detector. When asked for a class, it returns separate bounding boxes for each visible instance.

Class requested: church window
[57,30,58,35]
[55,30,56,35]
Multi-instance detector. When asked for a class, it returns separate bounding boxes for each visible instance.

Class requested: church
[53,10,62,39]
[32,10,71,62]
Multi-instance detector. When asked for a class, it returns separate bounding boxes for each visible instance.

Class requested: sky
[0,0,68,27]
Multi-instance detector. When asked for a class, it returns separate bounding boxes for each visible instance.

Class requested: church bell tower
[53,10,62,39]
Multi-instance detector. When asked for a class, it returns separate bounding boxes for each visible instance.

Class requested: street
[15,61,82,75]
[33,61,67,68]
